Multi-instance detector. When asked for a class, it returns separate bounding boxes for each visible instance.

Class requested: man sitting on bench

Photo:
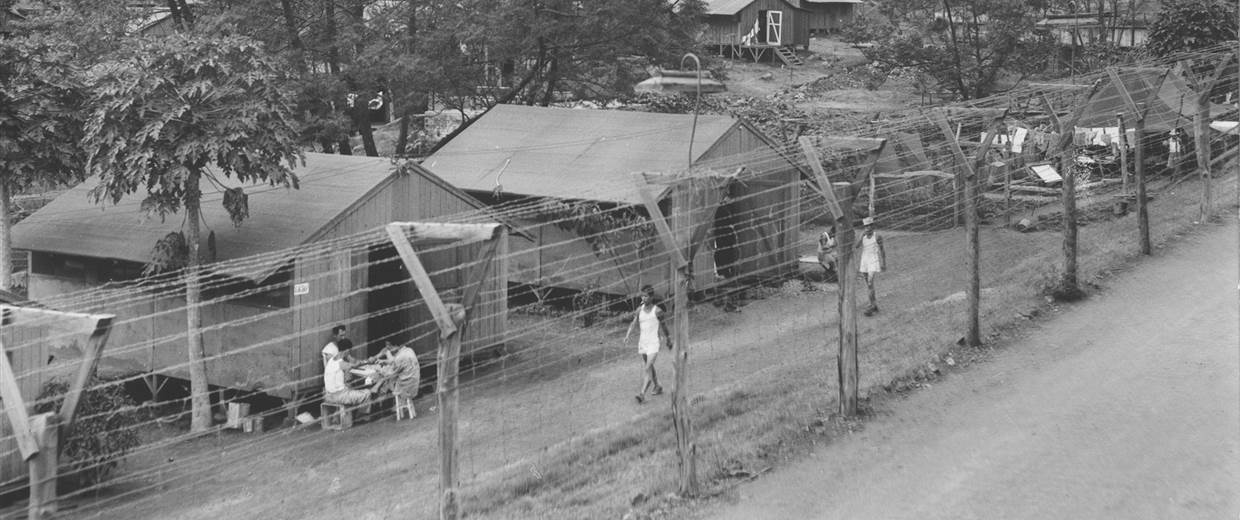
[324,349,375,406]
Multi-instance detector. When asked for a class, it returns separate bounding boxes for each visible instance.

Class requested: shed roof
[423,104,740,204]
[705,0,805,15]
[13,153,490,278]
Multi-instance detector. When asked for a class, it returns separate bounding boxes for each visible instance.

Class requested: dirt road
[702,218,1240,520]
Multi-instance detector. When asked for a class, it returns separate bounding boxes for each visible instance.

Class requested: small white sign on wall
[294,283,310,296]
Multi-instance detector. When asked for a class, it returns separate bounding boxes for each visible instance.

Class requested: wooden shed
[703,0,811,62]
[788,0,861,34]
[422,104,802,297]
[10,153,508,403]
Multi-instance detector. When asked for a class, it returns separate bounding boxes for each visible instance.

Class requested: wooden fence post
[929,110,1002,346]
[28,413,59,520]
[1192,52,1236,220]
[1117,113,1129,195]
[1060,144,1079,290]
[834,182,859,417]
[952,170,962,227]
[438,305,465,520]
[1106,67,1165,256]
[1135,106,1151,255]
[384,222,503,520]
[669,181,698,497]
[1004,162,1013,227]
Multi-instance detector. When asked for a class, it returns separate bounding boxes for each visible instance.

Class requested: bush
[34,376,142,488]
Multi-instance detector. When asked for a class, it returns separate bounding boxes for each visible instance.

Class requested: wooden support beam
[438,305,465,520]
[0,306,111,324]
[834,182,859,417]
[27,413,59,520]
[385,224,457,338]
[1106,67,1142,116]
[1037,91,1063,132]
[862,140,888,217]
[386,222,502,244]
[1135,104,1151,255]
[1118,113,1130,194]
[0,336,37,460]
[634,176,689,268]
[58,315,114,433]
[936,106,1008,119]
[1204,52,1236,90]
[798,136,844,219]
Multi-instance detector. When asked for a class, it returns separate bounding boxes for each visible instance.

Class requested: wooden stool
[394,395,416,420]
[320,403,353,430]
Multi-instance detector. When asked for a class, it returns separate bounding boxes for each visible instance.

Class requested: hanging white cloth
[1010,127,1028,153]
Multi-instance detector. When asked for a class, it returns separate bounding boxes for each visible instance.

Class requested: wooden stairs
[775,47,804,67]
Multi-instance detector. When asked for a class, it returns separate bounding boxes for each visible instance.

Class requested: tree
[82,34,302,432]
[864,0,1056,100]
[1146,0,1238,57]
[0,34,85,290]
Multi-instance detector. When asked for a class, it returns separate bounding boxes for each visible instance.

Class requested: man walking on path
[856,217,886,316]
[625,285,670,404]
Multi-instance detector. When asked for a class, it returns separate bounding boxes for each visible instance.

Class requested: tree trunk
[0,180,11,291]
[325,0,341,75]
[165,0,184,30]
[395,115,411,157]
[539,57,559,107]
[354,103,379,157]
[280,0,308,73]
[175,0,194,27]
[185,169,212,433]
[394,94,429,157]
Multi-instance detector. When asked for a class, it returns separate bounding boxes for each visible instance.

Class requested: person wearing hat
[855,216,886,316]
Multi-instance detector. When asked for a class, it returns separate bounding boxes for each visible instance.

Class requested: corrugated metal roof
[14,153,406,270]
[423,105,739,204]
[705,0,755,15]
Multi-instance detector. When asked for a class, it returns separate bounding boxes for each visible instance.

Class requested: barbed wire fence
[1,43,1237,519]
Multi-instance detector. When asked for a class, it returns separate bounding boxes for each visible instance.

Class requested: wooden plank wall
[802,3,854,33]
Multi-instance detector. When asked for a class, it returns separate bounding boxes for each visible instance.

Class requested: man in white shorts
[624,285,670,404]
[856,217,887,316]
